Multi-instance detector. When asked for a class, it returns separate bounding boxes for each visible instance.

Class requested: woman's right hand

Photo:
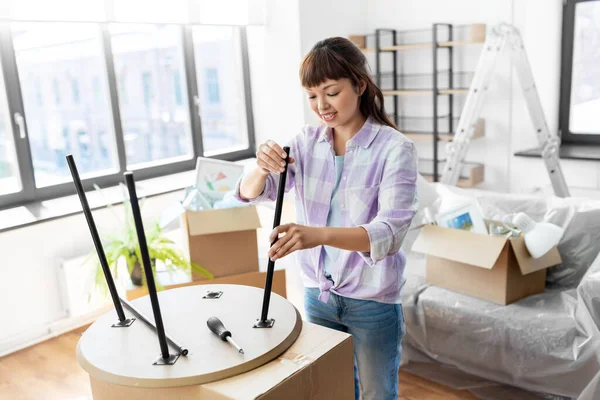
[256,140,295,175]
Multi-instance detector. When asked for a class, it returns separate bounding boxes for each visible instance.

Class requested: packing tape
[278,351,321,396]
[278,351,314,367]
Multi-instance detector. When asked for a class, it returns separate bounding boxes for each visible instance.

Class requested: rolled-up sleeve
[234,171,277,203]
[233,134,301,204]
[358,142,419,265]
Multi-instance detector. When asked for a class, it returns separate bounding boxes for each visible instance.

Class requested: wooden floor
[0,327,479,400]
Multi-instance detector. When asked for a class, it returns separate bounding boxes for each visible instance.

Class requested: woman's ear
[358,80,367,96]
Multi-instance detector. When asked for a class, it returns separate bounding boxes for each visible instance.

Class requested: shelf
[397,119,486,143]
[383,89,469,96]
[514,144,600,161]
[422,174,483,188]
[375,70,473,79]
[419,159,485,188]
[354,24,486,53]
[376,70,473,92]
[404,128,485,143]
[366,40,483,52]
[405,132,454,142]
[390,114,458,120]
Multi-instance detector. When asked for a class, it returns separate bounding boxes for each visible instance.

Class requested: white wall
[249,0,369,147]
[510,0,600,198]
[297,0,369,125]
[0,190,183,356]
[366,0,600,198]
[247,0,305,149]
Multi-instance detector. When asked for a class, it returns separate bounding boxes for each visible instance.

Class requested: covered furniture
[401,185,600,399]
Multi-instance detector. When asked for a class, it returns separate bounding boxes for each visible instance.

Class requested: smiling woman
[235,36,419,400]
[300,37,398,132]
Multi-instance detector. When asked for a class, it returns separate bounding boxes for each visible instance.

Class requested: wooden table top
[77,284,302,388]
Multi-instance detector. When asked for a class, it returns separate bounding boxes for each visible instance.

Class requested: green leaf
[85,197,213,300]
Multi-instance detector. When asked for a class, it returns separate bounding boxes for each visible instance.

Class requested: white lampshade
[512,212,564,259]
[416,173,439,210]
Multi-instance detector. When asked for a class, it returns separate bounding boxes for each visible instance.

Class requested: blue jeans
[304,288,405,400]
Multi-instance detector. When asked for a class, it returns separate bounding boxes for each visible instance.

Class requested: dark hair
[299,37,397,130]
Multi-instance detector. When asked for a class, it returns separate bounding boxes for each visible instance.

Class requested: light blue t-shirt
[323,155,345,279]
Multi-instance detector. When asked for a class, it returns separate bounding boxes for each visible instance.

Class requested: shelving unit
[419,159,485,188]
[350,23,487,186]
[405,119,485,143]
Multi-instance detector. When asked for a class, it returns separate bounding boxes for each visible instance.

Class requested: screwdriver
[207,317,245,354]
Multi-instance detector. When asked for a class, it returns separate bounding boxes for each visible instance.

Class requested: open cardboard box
[412,221,562,305]
[180,205,262,280]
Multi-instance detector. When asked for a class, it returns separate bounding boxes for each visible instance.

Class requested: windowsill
[514,143,600,161]
[0,158,257,233]
[0,170,194,233]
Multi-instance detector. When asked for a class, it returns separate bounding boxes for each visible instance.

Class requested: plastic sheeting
[401,185,600,399]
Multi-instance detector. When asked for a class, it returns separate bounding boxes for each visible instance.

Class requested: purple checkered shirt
[235,117,418,304]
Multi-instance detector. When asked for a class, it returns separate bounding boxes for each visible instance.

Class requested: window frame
[0,22,256,211]
[559,0,600,145]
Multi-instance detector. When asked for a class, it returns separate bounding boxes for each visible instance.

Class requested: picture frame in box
[194,157,245,205]
[434,202,488,235]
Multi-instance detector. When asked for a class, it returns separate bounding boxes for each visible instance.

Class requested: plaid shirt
[235,117,418,304]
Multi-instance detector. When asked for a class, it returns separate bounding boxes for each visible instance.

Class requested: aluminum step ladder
[440,23,570,197]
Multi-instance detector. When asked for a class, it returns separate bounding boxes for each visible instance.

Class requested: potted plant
[91,188,212,295]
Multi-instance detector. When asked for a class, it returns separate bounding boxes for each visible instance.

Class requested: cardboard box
[201,321,354,399]
[88,321,354,399]
[412,224,562,305]
[348,34,366,49]
[126,270,287,301]
[180,206,261,279]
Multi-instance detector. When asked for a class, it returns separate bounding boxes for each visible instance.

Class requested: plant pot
[130,261,143,286]
[130,258,157,287]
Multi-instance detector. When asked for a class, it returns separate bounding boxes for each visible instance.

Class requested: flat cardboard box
[412,224,562,305]
[88,321,354,399]
[180,206,261,279]
[127,270,287,301]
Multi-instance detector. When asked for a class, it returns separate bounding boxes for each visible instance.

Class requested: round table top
[77,284,302,388]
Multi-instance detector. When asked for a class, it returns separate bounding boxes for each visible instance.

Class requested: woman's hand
[256,140,295,175]
[267,223,324,261]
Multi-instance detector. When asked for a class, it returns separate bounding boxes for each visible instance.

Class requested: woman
[235,36,418,400]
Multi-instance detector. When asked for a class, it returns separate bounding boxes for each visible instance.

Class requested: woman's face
[305,78,364,128]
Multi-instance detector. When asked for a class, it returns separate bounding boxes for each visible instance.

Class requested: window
[92,76,101,104]
[118,74,128,104]
[71,78,80,104]
[205,68,220,104]
[35,79,42,105]
[0,57,21,196]
[53,78,60,104]
[173,70,183,106]
[560,0,600,144]
[111,24,194,168]
[192,26,249,155]
[0,7,257,212]
[141,71,153,108]
[12,22,118,188]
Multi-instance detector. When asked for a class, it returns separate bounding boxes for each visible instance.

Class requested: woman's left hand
[268,223,324,261]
